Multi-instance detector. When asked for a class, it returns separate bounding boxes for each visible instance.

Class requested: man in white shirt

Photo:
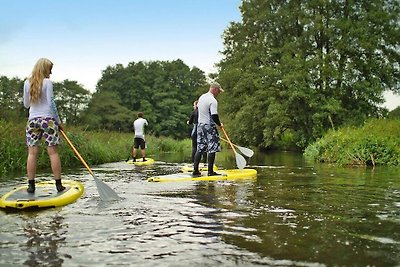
[133,112,149,162]
[193,82,224,176]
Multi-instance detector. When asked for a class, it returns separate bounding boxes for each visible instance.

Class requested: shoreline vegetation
[1,118,399,178]
[0,120,191,178]
[304,119,400,167]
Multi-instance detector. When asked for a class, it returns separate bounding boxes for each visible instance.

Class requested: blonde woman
[23,58,65,193]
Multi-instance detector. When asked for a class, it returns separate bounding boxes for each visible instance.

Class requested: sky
[1,0,399,110]
[1,0,241,89]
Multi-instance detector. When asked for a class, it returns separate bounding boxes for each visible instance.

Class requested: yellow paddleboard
[147,168,257,182]
[0,180,84,210]
[127,158,155,166]
[181,163,217,172]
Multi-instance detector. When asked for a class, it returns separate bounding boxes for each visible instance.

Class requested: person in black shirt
[187,100,206,163]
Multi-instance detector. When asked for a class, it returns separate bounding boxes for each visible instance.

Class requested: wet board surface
[126,158,155,166]
[0,180,84,210]
[180,163,218,173]
[147,168,257,182]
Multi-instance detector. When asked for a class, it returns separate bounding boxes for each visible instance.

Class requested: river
[0,151,399,266]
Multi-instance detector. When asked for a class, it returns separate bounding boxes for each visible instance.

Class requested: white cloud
[383,91,400,111]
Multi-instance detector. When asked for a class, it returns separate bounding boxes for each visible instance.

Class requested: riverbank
[304,119,400,166]
[2,118,399,178]
[0,120,191,178]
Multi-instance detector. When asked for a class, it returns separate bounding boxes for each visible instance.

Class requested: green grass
[0,120,191,178]
[304,119,400,166]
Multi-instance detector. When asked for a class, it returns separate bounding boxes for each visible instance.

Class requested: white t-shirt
[134,118,148,139]
[23,79,61,124]
[197,92,218,125]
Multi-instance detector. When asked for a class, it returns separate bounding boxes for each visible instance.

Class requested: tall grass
[304,119,400,166]
[0,120,191,178]
[0,120,27,177]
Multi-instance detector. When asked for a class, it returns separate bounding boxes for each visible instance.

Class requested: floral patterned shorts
[26,117,60,147]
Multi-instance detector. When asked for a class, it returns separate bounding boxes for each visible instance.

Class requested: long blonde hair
[28,58,53,103]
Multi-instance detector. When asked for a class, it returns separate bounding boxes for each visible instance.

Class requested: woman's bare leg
[27,146,39,180]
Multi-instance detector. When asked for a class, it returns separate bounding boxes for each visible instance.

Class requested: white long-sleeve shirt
[23,79,61,124]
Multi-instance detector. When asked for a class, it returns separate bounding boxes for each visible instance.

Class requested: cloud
[383,91,400,111]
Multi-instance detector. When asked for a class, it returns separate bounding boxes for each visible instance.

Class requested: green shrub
[304,119,400,166]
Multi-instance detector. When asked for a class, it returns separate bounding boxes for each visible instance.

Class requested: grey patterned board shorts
[26,117,60,147]
[196,123,221,153]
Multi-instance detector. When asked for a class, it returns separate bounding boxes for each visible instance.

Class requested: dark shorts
[134,137,146,149]
[26,117,60,147]
[196,123,221,153]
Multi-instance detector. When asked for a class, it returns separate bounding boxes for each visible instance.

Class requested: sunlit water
[1,151,399,266]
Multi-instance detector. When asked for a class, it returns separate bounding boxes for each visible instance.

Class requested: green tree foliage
[80,91,134,132]
[94,60,207,138]
[0,76,26,121]
[0,76,90,126]
[218,0,400,149]
[388,106,400,119]
[53,80,91,125]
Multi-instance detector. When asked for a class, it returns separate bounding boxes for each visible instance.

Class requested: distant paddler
[132,112,149,162]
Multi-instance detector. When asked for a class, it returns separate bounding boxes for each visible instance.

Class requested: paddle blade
[235,152,247,170]
[93,176,120,201]
[237,146,254,158]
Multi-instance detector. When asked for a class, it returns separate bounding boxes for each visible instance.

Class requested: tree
[218,0,400,149]
[94,60,207,138]
[0,76,91,125]
[0,76,26,122]
[388,106,400,119]
[80,91,134,132]
[53,80,91,125]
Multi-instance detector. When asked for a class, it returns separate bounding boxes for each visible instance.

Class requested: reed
[304,119,400,166]
[0,120,27,177]
[0,121,192,178]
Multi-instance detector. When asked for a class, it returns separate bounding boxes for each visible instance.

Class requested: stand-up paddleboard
[148,168,257,182]
[181,163,218,172]
[0,180,84,210]
[126,158,155,166]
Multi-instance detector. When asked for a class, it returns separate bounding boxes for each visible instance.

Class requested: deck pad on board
[148,168,257,182]
[126,158,155,166]
[181,163,218,173]
[0,180,84,210]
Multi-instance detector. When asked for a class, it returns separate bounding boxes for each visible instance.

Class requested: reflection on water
[0,151,399,266]
[22,213,67,267]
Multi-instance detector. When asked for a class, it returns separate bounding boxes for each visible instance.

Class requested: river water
[0,151,399,266]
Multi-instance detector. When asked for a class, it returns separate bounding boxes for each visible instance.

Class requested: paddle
[220,137,254,158]
[220,127,246,169]
[59,129,120,201]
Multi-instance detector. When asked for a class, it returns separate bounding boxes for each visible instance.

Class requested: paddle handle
[59,129,95,177]
[220,127,237,153]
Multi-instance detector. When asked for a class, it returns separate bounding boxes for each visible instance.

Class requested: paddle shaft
[220,127,237,154]
[220,137,254,157]
[59,129,95,177]
[220,137,245,150]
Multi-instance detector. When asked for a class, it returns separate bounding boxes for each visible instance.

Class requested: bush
[304,119,400,166]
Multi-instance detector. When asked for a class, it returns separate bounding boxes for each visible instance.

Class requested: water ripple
[1,160,399,266]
